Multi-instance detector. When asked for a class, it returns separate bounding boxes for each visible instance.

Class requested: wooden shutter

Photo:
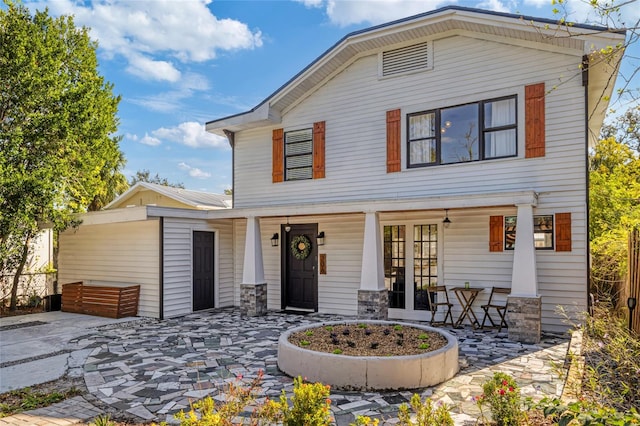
[525,83,545,158]
[272,128,284,183]
[555,212,572,251]
[490,216,504,252]
[386,109,401,173]
[313,121,325,179]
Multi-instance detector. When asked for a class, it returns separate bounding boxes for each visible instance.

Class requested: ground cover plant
[0,385,81,418]
[287,323,448,356]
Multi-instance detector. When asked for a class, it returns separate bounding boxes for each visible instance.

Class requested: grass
[0,387,81,417]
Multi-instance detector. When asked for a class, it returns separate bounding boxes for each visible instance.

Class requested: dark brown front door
[193,231,215,311]
[282,223,318,311]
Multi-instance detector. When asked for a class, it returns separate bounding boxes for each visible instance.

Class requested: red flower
[502,380,508,386]
[509,386,514,392]
[499,389,506,395]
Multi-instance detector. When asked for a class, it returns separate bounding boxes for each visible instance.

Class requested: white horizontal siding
[162,218,234,318]
[233,215,364,315]
[233,35,586,208]
[58,220,160,318]
[232,206,586,331]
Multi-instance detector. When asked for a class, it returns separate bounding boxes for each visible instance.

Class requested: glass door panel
[414,224,438,310]
[384,225,406,309]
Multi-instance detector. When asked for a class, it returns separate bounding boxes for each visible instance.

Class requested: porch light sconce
[443,209,452,228]
[270,233,279,247]
[285,216,291,233]
[317,231,325,246]
[628,297,637,330]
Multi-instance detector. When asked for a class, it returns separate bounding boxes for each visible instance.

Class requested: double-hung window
[505,214,554,250]
[285,128,313,180]
[408,96,517,167]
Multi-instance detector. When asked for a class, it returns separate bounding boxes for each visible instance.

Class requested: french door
[384,223,440,319]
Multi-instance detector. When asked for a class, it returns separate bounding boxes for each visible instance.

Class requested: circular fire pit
[277,320,458,390]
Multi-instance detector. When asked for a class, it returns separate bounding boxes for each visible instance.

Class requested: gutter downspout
[582,54,592,313]
[159,217,164,320]
[224,130,235,207]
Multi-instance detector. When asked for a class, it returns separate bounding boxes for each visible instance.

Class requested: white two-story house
[205,6,623,342]
[59,6,623,344]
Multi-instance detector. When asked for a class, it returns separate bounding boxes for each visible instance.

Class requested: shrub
[477,372,523,426]
[581,304,640,410]
[173,371,264,425]
[398,394,453,426]
[538,397,640,425]
[260,376,332,426]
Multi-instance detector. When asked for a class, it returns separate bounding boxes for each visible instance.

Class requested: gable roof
[205,5,625,139]
[105,182,232,210]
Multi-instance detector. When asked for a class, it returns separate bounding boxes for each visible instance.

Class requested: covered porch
[216,190,568,344]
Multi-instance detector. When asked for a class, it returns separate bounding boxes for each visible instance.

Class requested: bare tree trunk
[9,235,32,311]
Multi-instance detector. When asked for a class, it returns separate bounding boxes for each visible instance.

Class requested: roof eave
[206,102,281,137]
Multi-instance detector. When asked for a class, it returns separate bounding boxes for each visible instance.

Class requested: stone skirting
[240,283,267,317]
[507,296,541,343]
[357,289,388,320]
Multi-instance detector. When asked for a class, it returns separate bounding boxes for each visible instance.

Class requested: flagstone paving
[1,309,570,425]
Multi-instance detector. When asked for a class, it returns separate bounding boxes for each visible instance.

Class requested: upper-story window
[407,96,517,168]
[285,128,313,180]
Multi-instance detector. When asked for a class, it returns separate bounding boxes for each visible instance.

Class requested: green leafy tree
[589,132,640,301]
[0,1,124,309]
[129,169,185,189]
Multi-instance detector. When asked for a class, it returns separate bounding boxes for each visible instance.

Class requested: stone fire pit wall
[277,321,459,391]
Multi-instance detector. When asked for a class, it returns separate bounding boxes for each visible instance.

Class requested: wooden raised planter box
[61,282,140,318]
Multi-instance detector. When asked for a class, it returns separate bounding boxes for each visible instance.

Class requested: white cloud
[152,122,228,149]
[323,0,455,27]
[295,0,325,7]
[128,72,212,113]
[178,162,212,179]
[29,0,263,81]
[126,53,181,83]
[140,133,162,146]
[477,0,510,13]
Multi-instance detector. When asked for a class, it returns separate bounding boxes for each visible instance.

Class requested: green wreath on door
[290,235,311,260]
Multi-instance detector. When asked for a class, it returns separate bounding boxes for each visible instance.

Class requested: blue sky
[26,0,640,194]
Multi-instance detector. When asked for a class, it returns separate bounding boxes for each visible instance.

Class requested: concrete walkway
[0,311,144,393]
[0,309,571,425]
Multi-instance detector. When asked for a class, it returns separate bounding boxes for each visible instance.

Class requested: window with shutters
[504,215,554,250]
[285,128,313,181]
[407,95,517,168]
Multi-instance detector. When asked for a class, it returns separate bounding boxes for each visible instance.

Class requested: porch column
[508,203,541,343]
[241,216,267,317]
[358,211,388,319]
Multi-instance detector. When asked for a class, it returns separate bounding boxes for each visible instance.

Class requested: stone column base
[240,283,267,317]
[358,289,388,320]
[507,296,541,343]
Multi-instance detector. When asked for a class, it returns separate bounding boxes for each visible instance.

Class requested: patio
[0,308,571,425]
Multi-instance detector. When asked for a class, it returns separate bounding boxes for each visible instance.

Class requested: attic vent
[381,41,431,77]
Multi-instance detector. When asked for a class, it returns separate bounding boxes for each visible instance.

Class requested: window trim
[406,95,518,169]
[504,214,554,251]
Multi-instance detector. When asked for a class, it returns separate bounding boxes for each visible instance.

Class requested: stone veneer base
[357,289,388,320]
[240,283,267,317]
[507,296,541,344]
[278,321,459,391]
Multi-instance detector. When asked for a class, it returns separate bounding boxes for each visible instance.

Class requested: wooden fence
[629,228,640,334]
[62,282,140,319]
